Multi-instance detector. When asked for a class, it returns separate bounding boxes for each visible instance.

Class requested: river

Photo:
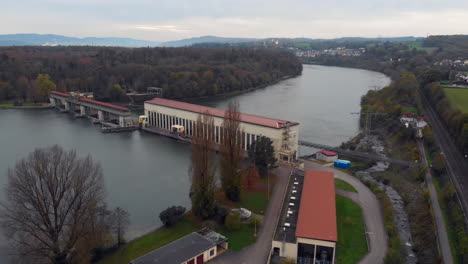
[0,65,390,262]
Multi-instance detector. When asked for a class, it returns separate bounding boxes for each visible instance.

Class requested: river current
[0,65,390,262]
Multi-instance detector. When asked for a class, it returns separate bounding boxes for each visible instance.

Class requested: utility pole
[351,111,388,136]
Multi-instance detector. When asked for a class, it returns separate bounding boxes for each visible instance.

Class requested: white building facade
[144,98,300,161]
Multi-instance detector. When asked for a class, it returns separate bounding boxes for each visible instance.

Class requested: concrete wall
[181,246,217,264]
[271,238,336,263]
[316,153,338,162]
[145,103,299,159]
[272,240,298,261]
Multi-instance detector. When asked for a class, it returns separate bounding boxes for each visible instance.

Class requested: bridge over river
[49,91,133,127]
[299,140,418,167]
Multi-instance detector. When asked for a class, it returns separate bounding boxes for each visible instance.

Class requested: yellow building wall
[144,103,299,159]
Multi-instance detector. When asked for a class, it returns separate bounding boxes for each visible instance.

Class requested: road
[210,164,293,264]
[421,92,468,222]
[299,140,417,167]
[304,161,388,264]
[417,141,453,264]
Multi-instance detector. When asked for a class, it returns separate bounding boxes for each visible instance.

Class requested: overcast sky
[2,0,468,41]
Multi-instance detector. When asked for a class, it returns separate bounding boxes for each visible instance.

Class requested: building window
[247,133,251,147]
[210,249,215,256]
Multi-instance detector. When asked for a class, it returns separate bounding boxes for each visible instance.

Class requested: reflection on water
[0,65,389,262]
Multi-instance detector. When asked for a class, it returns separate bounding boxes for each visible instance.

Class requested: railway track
[421,92,468,223]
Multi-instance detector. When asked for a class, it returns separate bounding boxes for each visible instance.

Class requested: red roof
[79,97,129,111]
[146,98,299,129]
[296,171,337,242]
[51,91,70,97]
[319,150,338,156]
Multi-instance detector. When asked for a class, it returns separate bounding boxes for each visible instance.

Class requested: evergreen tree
[220,101,244,202]
[189,113,217,219]
[248,136,277,177]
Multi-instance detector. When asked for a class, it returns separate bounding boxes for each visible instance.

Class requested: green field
[336,195,368,264]
[335,179,357,193]
[217,223,256,251]
[443,87,468,113]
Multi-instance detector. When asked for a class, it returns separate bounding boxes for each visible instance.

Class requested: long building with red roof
[271,170,337,263]
[144,98,300,161]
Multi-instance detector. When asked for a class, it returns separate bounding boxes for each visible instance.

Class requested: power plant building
[143,98,300,161]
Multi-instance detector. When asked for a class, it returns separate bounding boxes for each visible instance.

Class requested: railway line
[421,92,468,223]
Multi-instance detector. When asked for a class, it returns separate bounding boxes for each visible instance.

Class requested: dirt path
[417,141,454,264]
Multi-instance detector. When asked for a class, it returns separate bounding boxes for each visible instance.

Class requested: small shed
[334,160,351,169]
[316,150,338,162]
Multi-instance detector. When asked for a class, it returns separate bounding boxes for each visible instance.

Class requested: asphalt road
[304,161,388,264]
[417,141,453,264]
[421,92,468,222]
[210,164,293,264]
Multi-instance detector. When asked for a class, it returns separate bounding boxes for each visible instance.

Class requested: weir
[49,91,133,128]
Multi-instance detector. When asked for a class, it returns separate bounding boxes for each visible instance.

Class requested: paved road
[210,164,293,264]
[421,92,468,223]
[299,140,417,167]
[304,161,387,264]
[417,141,453,264]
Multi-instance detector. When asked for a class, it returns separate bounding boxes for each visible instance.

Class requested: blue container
[334,159,351,169]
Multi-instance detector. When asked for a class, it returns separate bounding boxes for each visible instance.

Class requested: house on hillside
[400,112,415,125]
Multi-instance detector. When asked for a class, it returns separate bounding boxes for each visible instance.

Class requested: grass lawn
[402,106,418,115]
[0,103,14,108]
[217,223,256,251]
[335,179,357,193]
[240,190,269,214]
[99,215,200,264]
[443,87,468,113]
[336,195,368,264]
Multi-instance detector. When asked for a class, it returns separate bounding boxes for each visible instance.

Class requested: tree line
[0,46,302,103]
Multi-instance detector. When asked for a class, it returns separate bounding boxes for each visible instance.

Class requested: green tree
[225,211,240,231]
[248,136,278,177]
[220,101,244,202]
[35,74,56,100]
[109,84,126,101]
[190,114,217,219]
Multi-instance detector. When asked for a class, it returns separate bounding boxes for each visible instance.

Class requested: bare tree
[220,101,244,202]
[190,113,217,219]
[0,145,105,264]
[110,207,130,246]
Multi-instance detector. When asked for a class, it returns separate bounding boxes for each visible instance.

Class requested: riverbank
[125,73,301,110]
[0,102,53,109]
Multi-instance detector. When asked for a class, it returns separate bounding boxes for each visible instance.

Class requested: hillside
[0,46,302,103]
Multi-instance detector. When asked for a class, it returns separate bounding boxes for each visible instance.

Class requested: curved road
[304,160,388,264]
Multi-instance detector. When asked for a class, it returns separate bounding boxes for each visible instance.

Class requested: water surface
[0,65,390,262]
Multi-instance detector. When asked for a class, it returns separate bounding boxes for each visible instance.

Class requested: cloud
[1,0,468,41]
[132,25,188,32]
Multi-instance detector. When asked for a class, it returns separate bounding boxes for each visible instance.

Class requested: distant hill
[160,35,258,47]
[0,34,160,47]
[0,34,423,47]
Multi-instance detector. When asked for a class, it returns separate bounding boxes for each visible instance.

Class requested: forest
[0,46,302,103]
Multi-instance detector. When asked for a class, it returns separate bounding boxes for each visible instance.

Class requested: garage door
[196,254,204,264]
[187,258,195,264]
